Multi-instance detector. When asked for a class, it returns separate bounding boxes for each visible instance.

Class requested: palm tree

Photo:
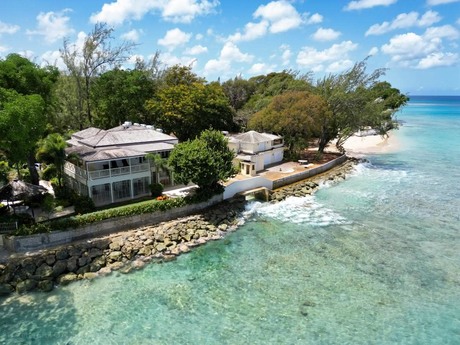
[146,153,171,185]
[36,133,67,188]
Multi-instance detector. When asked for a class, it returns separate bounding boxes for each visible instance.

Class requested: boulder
[45,254,56,266]
[67,257,78,272]
[16,279,37,293]
[58,273,77,286]
[35,263,54,279]
[89,248,103,258]
[108,251,122,262]
[83,272,98,280]
[38,280,54,292]
[0,283,13,296]
[52,260,68,277]
[56,249,69,260]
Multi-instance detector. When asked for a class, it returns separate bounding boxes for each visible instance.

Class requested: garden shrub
[73,195,96,214]
[41,164,57,181]
[149,183,164,198]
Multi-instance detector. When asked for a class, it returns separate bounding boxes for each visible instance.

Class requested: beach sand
[337,132,401,157]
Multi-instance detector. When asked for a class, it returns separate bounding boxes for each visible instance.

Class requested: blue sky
[0,0,459,95]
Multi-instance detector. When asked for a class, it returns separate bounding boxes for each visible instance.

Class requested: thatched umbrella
[0,180,47,216]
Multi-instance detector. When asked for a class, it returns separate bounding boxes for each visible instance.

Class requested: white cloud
[228,21,269,42]
[296,41,358,72]
[90,0,219,25]
[381,25,460,68]
[248,62,276,75]
[416,52,458,68]
[345,0,397,11]
[0,21,20,35]
[254,1,303,33]
[41,50,66,69]
[204,42,253,76]
[162,0,218,23]
[195,33,204,40]
[157,28,192,50]
[427,0,460,5]
[424,25,460,40]
[160,51,198,68]
[312,28,341,41]
[121,29,143,42]
[220,42,253,62]
[26,10,74,44]
[305,13,323,25]
[280,44,291,66]
[326,60,354,73]
[366,10,441,36]
[368,46,379,56]
[184,45,208,55]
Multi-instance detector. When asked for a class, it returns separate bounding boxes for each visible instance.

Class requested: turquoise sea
[1,96,459,344]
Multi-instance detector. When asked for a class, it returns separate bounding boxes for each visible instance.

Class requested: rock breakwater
[0,198,246,296]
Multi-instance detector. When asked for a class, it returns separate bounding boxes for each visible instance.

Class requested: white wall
[224,176,273,200]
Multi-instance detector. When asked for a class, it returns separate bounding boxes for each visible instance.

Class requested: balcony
[89,163,149,180]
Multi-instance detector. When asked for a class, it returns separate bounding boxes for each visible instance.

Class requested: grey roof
[67,123,178,163]
[66,146,144,162]
[78,128,176,148]
[232,130,281,143]
[125,142,175,153]
[72,127,106,140]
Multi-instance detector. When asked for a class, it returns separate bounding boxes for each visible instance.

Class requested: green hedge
[15,197,187,236]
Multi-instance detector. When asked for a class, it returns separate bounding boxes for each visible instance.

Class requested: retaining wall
[4,194,223,253]
[272,154,347,189]
[223,176,273,200]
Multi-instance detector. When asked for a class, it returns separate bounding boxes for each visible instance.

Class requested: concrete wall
[4,194,223,253]
[272,155,347,189]
[224,177,273,200]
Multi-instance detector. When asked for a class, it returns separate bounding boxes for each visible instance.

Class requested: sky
[0,0,459,95]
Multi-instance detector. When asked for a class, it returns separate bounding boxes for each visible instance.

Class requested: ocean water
[1,96,459,345]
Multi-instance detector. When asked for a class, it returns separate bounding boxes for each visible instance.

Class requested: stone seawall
[4,194,223,253]
[0,197,246,296]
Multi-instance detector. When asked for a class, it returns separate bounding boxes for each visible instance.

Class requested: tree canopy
[249,91,327,158]
[146,65,235,141]
[168,130,235,191]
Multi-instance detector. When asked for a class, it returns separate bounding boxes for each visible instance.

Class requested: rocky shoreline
[0,157,360,297]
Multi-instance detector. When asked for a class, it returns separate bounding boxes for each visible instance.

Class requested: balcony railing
[89,163,149,180]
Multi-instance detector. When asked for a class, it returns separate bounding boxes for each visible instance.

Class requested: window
[91,183,111,205]
[113,180,131,200]
[133,177,150,196]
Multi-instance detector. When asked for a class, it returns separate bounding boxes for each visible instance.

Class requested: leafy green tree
[0,54,59,183]
[91,68,157,128]
[249,91,327,158]
[168,130,235,191]
[0,89,46,184]
[36,133,67,188]
[146,66,235,141]
[146,153,171,185]
[313,59,403,152]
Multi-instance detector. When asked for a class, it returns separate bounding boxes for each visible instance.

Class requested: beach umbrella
[0,179,47,211]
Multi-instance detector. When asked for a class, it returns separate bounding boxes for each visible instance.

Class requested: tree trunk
[27,152,40,185]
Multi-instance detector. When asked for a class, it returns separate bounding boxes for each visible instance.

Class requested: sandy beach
[336,131,401,156]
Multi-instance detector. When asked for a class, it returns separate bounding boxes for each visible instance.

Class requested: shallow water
[1,96,459,344]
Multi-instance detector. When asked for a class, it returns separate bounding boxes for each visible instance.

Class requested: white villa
[64,122,178,206]
[228,130,285,176]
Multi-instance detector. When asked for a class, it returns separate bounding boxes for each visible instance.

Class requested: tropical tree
[91,67,158,128]
[249,91,327,158]
[0,54,59,183]
[0,89,46,184]
[313,59,402,152]
[146,153,171,185]
[146,66,235,141]
[60,23,136,127]
[168,130,235,191]
[36,133,67,188]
